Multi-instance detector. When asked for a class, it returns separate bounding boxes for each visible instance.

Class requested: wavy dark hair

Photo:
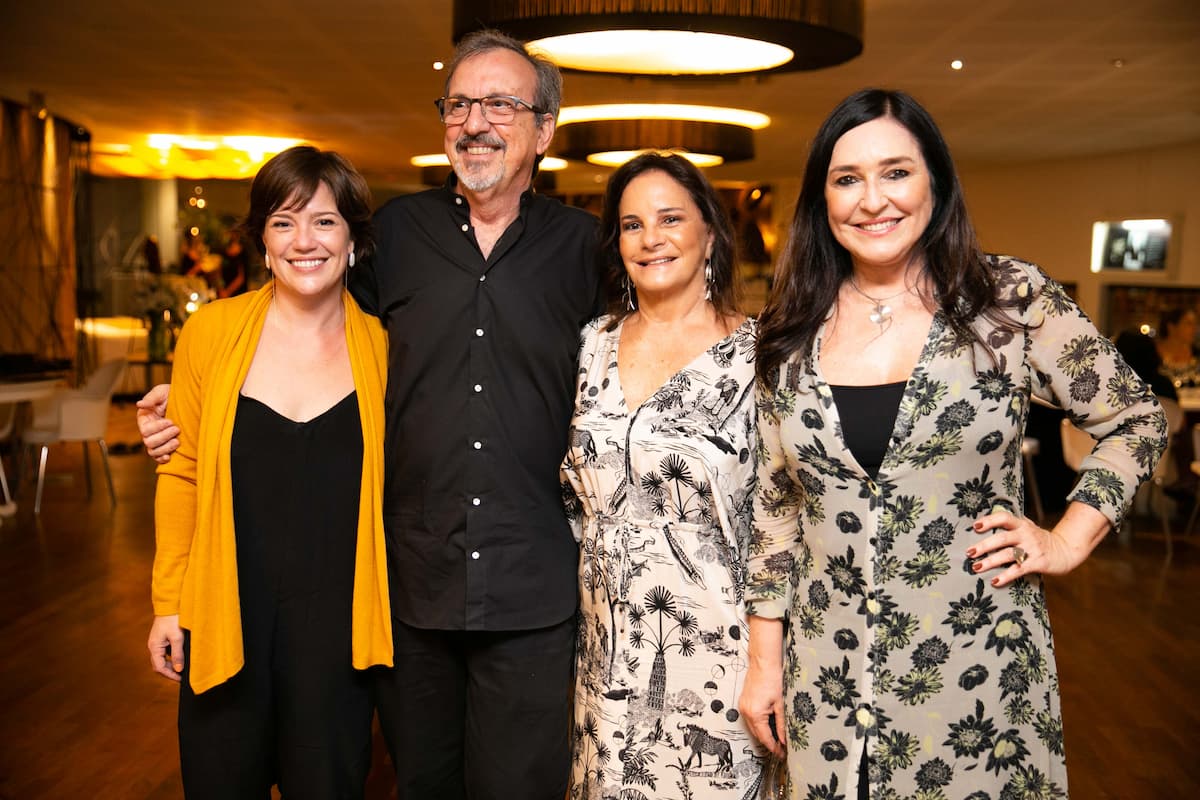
[598,152,740,329]
[756,88,1010,384]
[240,145,374,262]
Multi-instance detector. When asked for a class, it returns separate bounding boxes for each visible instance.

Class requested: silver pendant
[870,303,892,325]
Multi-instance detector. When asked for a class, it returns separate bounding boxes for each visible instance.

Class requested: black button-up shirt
[351,183,600,631]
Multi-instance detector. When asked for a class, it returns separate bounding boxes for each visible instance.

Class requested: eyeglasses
[434,95,546,125]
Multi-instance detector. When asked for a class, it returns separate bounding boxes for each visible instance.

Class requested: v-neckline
[810,310,946,480]
[611,317,749,413]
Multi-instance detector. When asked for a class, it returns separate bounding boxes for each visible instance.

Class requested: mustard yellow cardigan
[152,286,392,694]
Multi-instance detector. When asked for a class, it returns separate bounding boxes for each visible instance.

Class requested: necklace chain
[847,277,908,330]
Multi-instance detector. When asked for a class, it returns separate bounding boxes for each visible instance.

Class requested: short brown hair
[240,145,374,261]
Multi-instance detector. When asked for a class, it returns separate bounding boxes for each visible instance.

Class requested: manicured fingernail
[973,521,983,531]
[990,577,1000,587]
[972,562,982,572]
[174,663,183,672]
[966,548,976,558]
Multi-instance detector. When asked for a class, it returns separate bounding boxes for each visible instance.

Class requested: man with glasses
[352,29,599,800]
[136,28,597,798]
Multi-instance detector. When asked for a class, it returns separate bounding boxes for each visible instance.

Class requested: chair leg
[34,445,49,514]
[0,453,15,517]
[82,441,93,499]
[1155,480,1173,561]
[1023,451,1045,523]
[1187,497,1200,536]
[97,439,117,510]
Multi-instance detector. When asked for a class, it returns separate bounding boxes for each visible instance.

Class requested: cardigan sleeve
[1016,260,1168,529]
[150,308,209,616]
[745,368,804,619]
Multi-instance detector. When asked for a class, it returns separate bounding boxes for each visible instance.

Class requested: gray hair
[444,29,563,122]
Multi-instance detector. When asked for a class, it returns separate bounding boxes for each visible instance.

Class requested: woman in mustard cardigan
[146,146,391,798]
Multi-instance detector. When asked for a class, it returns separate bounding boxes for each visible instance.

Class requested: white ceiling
[2,0,1198,191]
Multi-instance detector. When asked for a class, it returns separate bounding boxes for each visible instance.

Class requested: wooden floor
[1,405,1198,799]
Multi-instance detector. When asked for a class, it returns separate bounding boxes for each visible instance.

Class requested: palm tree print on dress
[747,257,1166,798]
[630,586,698,709]
[562,317,766,798]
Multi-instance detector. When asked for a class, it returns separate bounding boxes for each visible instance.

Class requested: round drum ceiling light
[452,0,864,76]
[530,30,794,75]
[586,150,726,168]
[410,153,567,171]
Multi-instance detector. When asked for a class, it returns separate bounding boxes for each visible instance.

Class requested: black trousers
[374,616,576,800]
[176,608,374,799]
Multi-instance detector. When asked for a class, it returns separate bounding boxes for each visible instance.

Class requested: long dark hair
[756,88,1007,384]
[598,152,740,329]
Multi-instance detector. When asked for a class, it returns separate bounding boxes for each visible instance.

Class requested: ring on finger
[1012,545,1027,566]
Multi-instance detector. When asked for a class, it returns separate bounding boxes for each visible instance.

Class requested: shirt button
[472,497,481,506]
[474,384,482,392]
[475,328,484,337]
[455,197,463,205]
[471,550,480,560]
[461,223,469,232]
[473,441,482,449]
[479,274,486,282]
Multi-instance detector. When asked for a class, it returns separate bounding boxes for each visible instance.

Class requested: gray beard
[455,162,503,192]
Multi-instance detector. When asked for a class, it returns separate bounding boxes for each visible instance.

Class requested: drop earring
[704,259,713,301]
[264,254,270,273]
[623,275,636,311]
[348,250,356,268]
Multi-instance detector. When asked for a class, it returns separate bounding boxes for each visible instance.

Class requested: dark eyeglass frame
[434,94,547,125]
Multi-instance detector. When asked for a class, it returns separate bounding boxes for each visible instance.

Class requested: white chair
[24,359,126,514]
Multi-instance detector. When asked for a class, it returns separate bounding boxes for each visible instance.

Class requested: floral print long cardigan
[747,257,1166,799]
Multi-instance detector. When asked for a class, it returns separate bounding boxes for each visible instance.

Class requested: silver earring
[623,275,636,311]
[348,250,356,268]
[264,254,270,271]
[704,259,713,301]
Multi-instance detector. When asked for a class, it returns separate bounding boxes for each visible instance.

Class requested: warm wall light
[91,134,302,179]
[452,0,864,76]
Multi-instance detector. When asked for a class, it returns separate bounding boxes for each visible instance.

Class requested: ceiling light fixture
[553,104,769,167]
[452,0,864,76]
[410,153,567,170]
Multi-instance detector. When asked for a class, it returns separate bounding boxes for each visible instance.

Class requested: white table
[0,378,61,516]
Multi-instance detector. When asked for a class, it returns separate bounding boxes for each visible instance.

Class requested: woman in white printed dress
[562,153,768,799]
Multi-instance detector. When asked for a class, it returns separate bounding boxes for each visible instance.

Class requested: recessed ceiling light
[433,61,444,70]
[950,59,963,70]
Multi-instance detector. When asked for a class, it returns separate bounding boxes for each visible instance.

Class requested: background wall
[961,139,1200,329]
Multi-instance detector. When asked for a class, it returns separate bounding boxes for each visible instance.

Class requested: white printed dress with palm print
[562,316,768,800]
[748,257,1167,800]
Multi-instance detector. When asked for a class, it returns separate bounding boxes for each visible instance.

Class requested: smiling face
[618,169,714,304]
[262,181,352,302]
[825,116,934,274]
[443,48,554,198]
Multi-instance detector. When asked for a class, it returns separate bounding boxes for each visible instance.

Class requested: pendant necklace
[847,277,908,331]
